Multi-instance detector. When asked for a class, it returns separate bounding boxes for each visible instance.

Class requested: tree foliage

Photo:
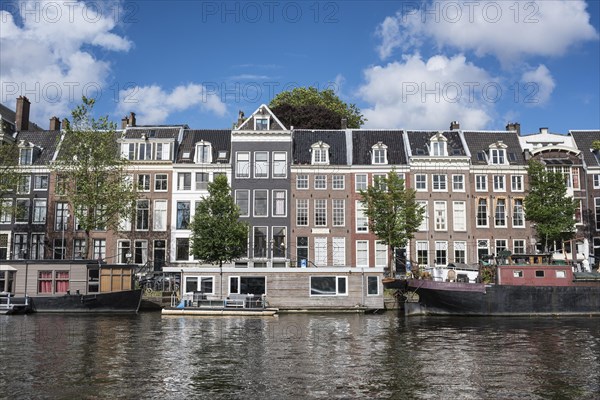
[269,87,365,128]
[360,170,424,275]
[524,159,577,251]
[190,175,248,268]
[0,141,19,217]
[51,97,138,258]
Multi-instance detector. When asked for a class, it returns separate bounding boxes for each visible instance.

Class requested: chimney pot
[450,121,460,130]
[49,116,61,131]
[341,118,348,129]
[121,116,128,129]
[15,96,31,132]
[539,127,548,134]
[506,122,521,135]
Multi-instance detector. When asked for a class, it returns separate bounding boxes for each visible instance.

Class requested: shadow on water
[1,313,599,399]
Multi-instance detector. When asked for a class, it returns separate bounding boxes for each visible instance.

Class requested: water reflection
[1,313,599,399]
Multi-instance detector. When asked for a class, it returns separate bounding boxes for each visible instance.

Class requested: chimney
[121,116,128,129]
[506,122,521,134]
[129,112,136,127]
[62,118,70,130]
[49,116,61,131]
[237,110,245,128]
[15,96,30,131]
[450,121,460,130]
[539,127,548,134]
[341,118,348,130]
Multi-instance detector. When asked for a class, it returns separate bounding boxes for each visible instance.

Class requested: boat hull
[29,289,143,313]
[407,280,600,316]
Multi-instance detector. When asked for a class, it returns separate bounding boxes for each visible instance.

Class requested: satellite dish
[447,269,456,282]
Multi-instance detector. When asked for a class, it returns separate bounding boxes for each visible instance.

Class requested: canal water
[1,312,599,400]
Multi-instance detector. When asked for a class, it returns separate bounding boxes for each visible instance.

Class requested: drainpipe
[361,268,365,306]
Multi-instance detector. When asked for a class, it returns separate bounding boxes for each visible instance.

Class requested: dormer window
[371,142,388,165]
[195,141,212,164]
[430,132,447,156]
[489,141,508,165]
[311,141,330,165]
[19,147,33,165]
[255,118,269,131]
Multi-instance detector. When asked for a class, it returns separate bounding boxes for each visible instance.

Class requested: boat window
[367,276,379,295]
[556,270,566,278]
[513,271,523,278]
[535,270,545,278]
[88,268,99,293]
[310,276,348,296]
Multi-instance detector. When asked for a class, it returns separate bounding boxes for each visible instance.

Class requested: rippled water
[1,312,599,399]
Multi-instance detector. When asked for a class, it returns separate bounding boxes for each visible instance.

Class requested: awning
[0,265,17,271]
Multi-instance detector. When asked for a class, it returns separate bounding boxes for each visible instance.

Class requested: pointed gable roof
[235,104,287,131]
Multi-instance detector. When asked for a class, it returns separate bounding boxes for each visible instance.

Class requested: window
[452,201,466,231]
[185,276,214,294]
[434,201,447,231]
[138,174,150,191]
[356,240,369,267]
[372,142,388,164]
[513,270,524,278]
[332,237,345,266]
[430,133,447,156]
[253,227,267,258]
[195,172,209,190]
[38,271,53,293]
[556,270,566,279]
[55,174,67,195]
[195,142,211,163]
[356,201,368,232]
[19,148,33,165]
[416,241,428,266]
[53,238,65,260]
[535,270,545,278]
[355,174,367,192]
[513,239,526,254]
[314,199,327,227]
[454,241,466,264]
[596,198,600,231]
[513,199,524,227]
[273,152,287,178]
[475,175,487,191]
[17,175,31,194]
[495,239,508,257]
[314,237,327,266]
[476,198,488,227]
[296,199,308,226]
[254,151,268,178]
[73,239,85,259]
[375,241,387,267]
[373,174,387,191]
[273,190,286,217]
[593,174,600,189]
[310,276,347,296]
[176,201,190,230]
[311,142,330,165]
[332,199,345,226]
[55,202,69,231]
[229,277,266,295]
[138,142,152,160]
[236,152,250,178]
[367,276,379,296]
[177,173,191,190]
[415,174,427,191]
[432,174,447,191]
[297,175,308,189]
[0,199,12,223]
[15,199,29,223]
[176,238,190,260]
[254,190,268,217]
[417,201,428,231]
[495,198,506,227]
[0,234,7,259]
[435,241,447,265]
[136,200,149,230]
[490,148,506,164]
[314,175,327,189]
[452,175,464,191]
[155,143,170,161]
[493,175,505,191]
[93,239,106,260]
[297,237,308,266]
[33,199,46,223]
[122,143,135,160]
[272,227,286,258]
[511,175,524,191]
[332,175,345,190]
[477,239,490,261]
[31,234,44,260]
[236,190,249,217]
[94,205,107,231]
[134,240,148,264]
[153,200,167,231]
[33,175,49,190]
[255,117,269,130]
[13,233,28,259]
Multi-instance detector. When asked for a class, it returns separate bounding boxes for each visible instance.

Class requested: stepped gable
[177,129,232,163]
[293,129,346,165]
[352,130,407,165]
[462,130,525,165]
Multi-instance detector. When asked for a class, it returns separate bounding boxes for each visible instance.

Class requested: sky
[1,0,599,134]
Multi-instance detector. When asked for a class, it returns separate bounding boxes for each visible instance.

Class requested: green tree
[360,170,424,276]
[51,97,138,259]
[0,141,19,218]
[524,159,577,252]
[269,87,365,129]
[190,175,248,268]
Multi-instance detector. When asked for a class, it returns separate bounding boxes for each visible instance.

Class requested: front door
[153,240,166,271]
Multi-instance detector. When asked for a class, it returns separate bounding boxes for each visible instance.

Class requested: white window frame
[356,240,369,267]
[415,174,427,191]
[272,152,287,178]
[332,175,345,190]
[296,174,308,189]
[452,175,465,192]
[475,175,487,192]
[417,200,428,231]
[434,201,447,231]
[332,237,346,266]
[452,201,466,232]
[253,189,268,217]
[314,237,328,266]
[153,200,167,231]
[375,240,387,267]
[493,175,506,192]
[355,174,367,192]
[311,142,330,165]
[235,190,250,217]
[356,201,368,233]
[254,151,269,179]
[372,143,388,165]
[332,199,345,227]
[195,141,212,164]
[309,276,348,296]
[235,152,250,178]
[511,175,524,192]
[272,190,287,217]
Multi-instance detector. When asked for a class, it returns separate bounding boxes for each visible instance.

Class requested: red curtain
[55,271,69,293]
[38,271,52,293]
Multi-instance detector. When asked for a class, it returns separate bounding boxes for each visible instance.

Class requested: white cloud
[521,65,555,105]
[358,54,494,129]
[377,0,598,63]
[0,0,131,124]
[115,84,227,125]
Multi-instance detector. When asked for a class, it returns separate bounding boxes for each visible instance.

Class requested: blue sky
[1,0,599,134]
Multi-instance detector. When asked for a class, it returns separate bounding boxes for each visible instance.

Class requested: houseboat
[162,265,385,314]
[1,260,142,313]
[404,254,600,316]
